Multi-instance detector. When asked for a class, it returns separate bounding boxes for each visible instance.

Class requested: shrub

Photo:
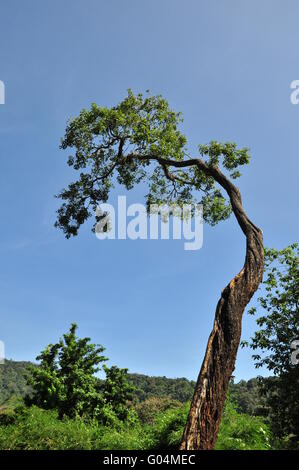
[216,399,271,450]
[134,397,183,424]
[147,403,189,449]
[0,398,272,450]
[0,406,149,450]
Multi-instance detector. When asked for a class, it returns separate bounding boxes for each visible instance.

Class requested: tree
[26,342,63,411]
[101,365,135,421]
[55,90,264,449]
[28,323,107,419]
[27,324,135,423]
[228,378,267,416]
[244,244,299,447]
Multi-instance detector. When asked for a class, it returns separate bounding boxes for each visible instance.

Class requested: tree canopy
[55,90,250,237]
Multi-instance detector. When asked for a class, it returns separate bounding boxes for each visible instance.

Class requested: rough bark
[179,162,264,450]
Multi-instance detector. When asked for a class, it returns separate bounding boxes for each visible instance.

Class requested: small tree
[57,323,108,418]
[244,244,299,447]
[55,90,264,448]
[28,324,107,419]
[27,323,107,418]
[102,365,135,421]
[27,324,135,422]
[26,343,63,410]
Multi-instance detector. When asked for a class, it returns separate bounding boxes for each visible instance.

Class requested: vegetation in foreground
[0,332,271,450]
[0,245,297,450]
[0,398,271,450]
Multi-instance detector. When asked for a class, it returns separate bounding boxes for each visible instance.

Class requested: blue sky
[0,0,298,381]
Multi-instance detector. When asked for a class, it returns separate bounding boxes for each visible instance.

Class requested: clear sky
[0,0,298,381]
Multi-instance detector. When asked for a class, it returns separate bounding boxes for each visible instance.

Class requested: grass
[0,400,272,450]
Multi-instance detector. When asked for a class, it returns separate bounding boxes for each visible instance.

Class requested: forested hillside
[0,360,32,405]
[129,374,196,403]
[0,359,274,451]
[0,361,196,405]
[0,360,266,416]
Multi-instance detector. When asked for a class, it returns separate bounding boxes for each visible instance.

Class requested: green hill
[0,360,266,416]
[0,360,32,405]
[129,373,196,403]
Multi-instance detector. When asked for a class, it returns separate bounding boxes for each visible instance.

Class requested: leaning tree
[55,90,264,449]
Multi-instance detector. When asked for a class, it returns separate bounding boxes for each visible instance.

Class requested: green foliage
[258,372,299,449]
[0,406,149,450]
[0,404,26,426]
[26,324,134,424]
[216,396,271,450]
[147,402,189,449]
[0,382,273,450]
[55,90,250,237]
[135,397,183,424]
[100,365,135,422]
[0,358,281,449]
[228,378,268,416]
[3,360,270,416]
[27,323,107,419]
[0,402,186,450]
[128,373,196,403]
[198,141,249,176]
[144,397,271,451]
[0,360,32,405]
[244,244,299,448]
[245,244,298,374]
[1,361,196,410]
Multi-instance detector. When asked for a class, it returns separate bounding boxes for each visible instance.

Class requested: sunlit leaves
[201,190,232,225]
[27,324,135,423]
[246,244,299,375]
[56,90,250,237]
[198,141,250,179]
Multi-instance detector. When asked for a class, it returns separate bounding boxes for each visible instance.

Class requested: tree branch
[126,152,261,238]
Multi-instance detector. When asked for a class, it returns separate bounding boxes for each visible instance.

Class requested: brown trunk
[180,163,264,450]
[133,153,264,450]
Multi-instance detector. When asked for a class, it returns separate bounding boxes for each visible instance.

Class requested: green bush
[0,406,150,450]
[135,397,183,424]
[146,398,272,450]
[147,403,189,449]
[216,400,271,450]
[0,399,272,450]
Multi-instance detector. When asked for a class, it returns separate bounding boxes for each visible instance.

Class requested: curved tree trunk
[133,153,264,450]
[180,163,264,450]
